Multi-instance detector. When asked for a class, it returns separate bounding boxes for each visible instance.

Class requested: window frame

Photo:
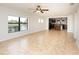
[8,16,28,33]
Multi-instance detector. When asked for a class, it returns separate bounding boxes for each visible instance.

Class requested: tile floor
[0,30,79,55]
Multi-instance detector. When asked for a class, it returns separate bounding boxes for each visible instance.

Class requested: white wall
[0,6,48,42]
[73,12,78,39]
[67,15,74,33]
[73,8,79,48]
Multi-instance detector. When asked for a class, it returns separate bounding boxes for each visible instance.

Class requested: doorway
[49,17,67,31]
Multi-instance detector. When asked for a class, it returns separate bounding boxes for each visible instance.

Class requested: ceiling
[0,3,79,17]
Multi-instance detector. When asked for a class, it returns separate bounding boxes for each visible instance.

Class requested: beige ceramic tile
[0,30,79,55]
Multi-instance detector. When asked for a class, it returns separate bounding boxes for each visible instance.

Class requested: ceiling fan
[31,5,49,13]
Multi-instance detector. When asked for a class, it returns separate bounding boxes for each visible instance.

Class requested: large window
[8,16,28,33]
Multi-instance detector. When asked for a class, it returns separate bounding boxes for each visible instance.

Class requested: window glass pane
[20,18,27,23]
[8,16,19,33]
[20,17,28,31]
[20,24,28,31]
[8,16,18,23]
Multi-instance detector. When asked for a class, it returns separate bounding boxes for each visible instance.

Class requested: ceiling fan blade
[41,9,49,11]
[40,10,44,13]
